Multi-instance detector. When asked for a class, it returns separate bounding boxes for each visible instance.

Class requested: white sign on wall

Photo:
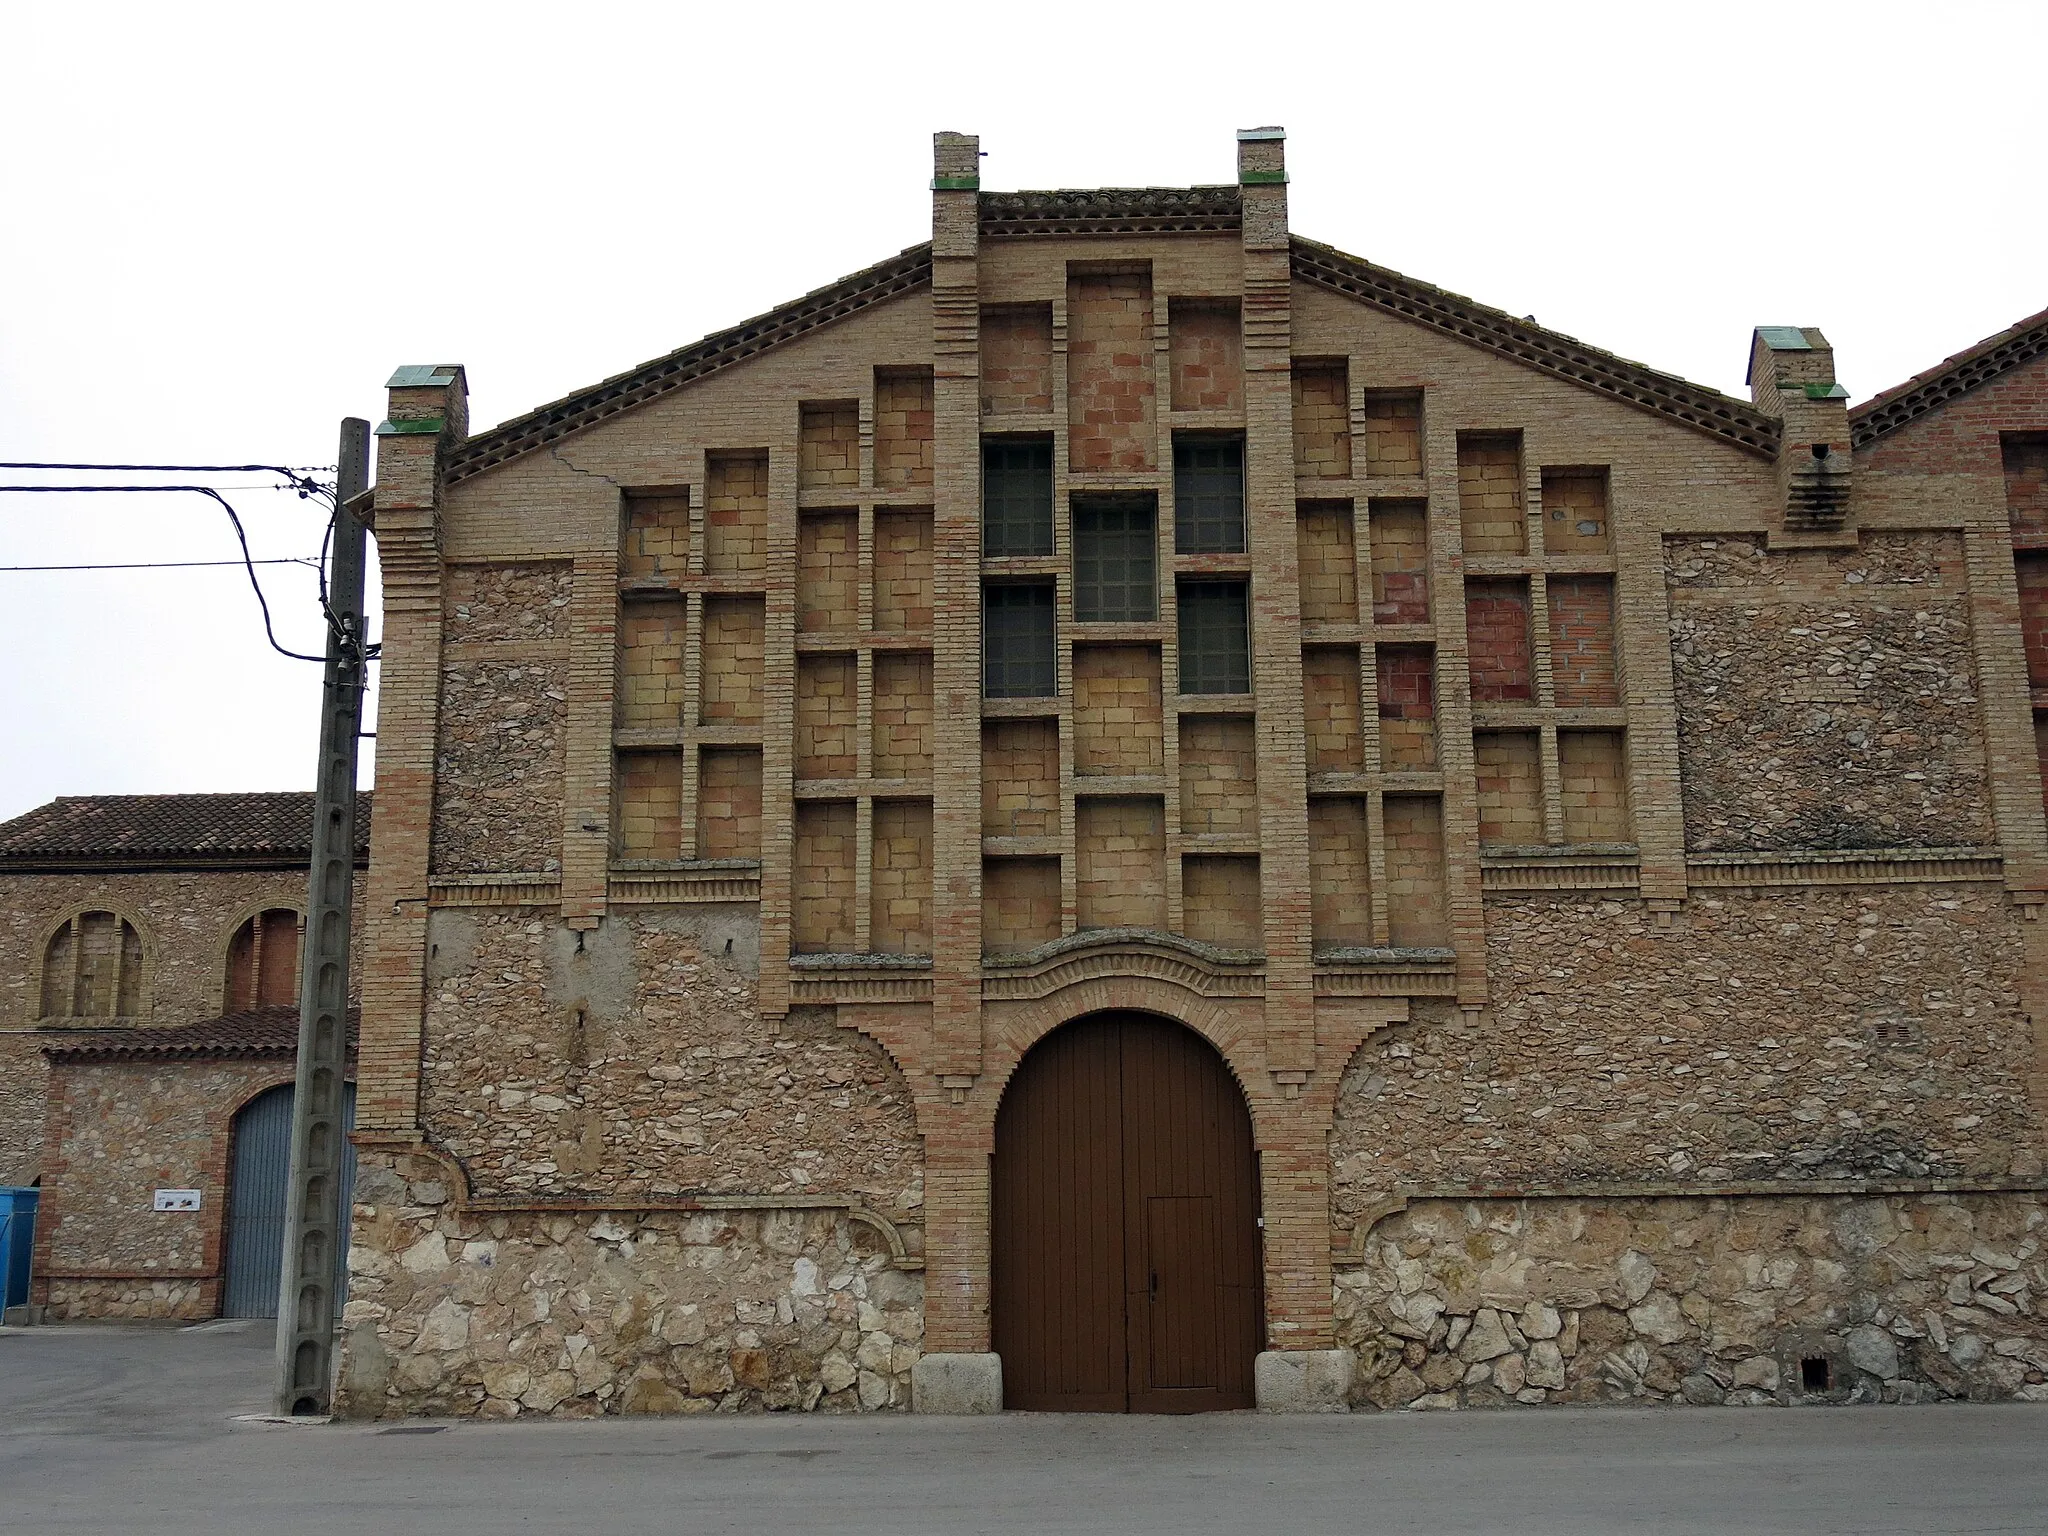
[153,1189,202,1212]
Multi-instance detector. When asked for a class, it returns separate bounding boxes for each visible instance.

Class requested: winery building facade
[334,129,2048,1416]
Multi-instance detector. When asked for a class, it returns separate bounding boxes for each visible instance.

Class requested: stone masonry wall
[418,908,922,1212]
[338,1148,922,1418]
[1336,1192,2048,1409]
[0,868,358,1184]
[1332,888,2036,1213]
[38,1057,291,1320]
[1667,533,1993,852]
[432,563,571,875]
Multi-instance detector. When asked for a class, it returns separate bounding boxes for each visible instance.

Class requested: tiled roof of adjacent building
[39,1006,358,1063]
[1848,305,2048,448]
[442,192,1791,483]
[0,791,371,866]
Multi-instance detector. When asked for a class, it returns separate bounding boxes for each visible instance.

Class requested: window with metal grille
[983,438,1054,557]
[1178,580,1251,694]
[984,583,1056,697]
[1174,436,1245,553]
[1072,496,1157,622]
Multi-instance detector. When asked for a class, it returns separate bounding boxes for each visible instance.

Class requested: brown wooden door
[993,1012,1261,1412]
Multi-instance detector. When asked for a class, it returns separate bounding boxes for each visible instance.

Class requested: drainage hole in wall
[378,1425,448,1435]
[1800,1357,1831,1392]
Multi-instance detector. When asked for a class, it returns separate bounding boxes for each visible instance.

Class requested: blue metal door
[222,1082,355,1319]
[0,1186,39,1310]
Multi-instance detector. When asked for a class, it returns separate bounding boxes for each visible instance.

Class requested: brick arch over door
[991,1010,1262,1412]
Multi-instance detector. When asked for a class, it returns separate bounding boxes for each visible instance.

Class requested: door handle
[1149,1270,1158,1304]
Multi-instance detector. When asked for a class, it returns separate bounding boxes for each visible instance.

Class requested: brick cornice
[1849,305,2048,448]
[977,186,1243,237]
[1289,238,1782,459]
[444,245,935,485]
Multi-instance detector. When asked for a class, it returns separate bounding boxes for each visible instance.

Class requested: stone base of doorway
[911,1352,1004,1414]
[1254,1349,1355,1412]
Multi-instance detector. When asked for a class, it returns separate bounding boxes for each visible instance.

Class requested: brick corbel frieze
[356,369,465,1134]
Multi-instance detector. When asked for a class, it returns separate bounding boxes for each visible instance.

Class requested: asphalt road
[2,1322,2044,1535]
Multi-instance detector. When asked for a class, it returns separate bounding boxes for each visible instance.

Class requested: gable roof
[441,190,1784,485]
[1849,305,2048,449]
[40,1006,358,1064]
[0,791,371,869]
[1288,239,1780,458]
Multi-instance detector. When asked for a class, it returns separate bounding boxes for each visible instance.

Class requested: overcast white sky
[3,1,2044,823]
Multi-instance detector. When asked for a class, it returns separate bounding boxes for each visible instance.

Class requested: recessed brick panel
[1547,575,1621,706]
[1297,502,1358,624]
[873,652,934,779]
[1382,795,1447,947]
[2002,434,2048,535]
[705,451,769,575]
[1181,855,1261,950]
[794,654,857,779]
[2017,553,2048,689]
[980,306,1054,417]
[622,495,690,582]
[874,510,934,632]
[1559,729,1630,843]
[1075,797,1166,932]
[1074,645,1164,776]
[875,368,935,488]
[1361,392,1423,478]
[793,801,856,952]
[1457,434,1525,554]
[617,597,687,728]
[698,597,765,726]
[1291,362,1351,479]
[1474,731,1543,846]
[1541,468,1610,554]
[1308,797,1371,950]
[1067,270,1155,473]
[1465,579,1534,703]
[1168,300,1243,412]
[694,747,761,860]
[1368,500,1429,624]
[982,719,1059,837]
[1303,648,1365,772]
[1178,715,1259,835]
[870,800,933,955]
[982,857,1060,955]
[1376,645,1437,769]
[799,403,860,489]
[617,750,685,859]
[797,512,859,633]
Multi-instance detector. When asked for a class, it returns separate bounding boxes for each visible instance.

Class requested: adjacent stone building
[334,129,2048,1417]
[0,792,367,1319]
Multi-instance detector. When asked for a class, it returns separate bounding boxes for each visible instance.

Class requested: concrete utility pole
[275,417,370,1416]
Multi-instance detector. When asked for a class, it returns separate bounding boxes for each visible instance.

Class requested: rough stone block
[912,1352,1003,1414]
[1255,1348,1354,1412]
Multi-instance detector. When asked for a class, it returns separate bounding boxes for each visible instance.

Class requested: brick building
[0,792,367,1319]
[334,129,2048,1417]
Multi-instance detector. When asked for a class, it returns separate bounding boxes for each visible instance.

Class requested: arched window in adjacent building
[224,908,303,1013]
[39,912,146,1020]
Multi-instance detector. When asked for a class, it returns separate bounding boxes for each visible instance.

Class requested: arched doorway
[992,1012,1261,1412]
[222,1082,357,1319]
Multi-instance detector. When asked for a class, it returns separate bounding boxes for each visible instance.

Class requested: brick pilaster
[356,366,465,1131]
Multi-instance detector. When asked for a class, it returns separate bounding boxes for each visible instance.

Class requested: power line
[0,557,319,573]
[0,482,337,663]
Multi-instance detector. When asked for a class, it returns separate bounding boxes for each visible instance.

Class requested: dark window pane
[984,583,1056,697]
[1178,580,1251,694]
[983,439,1054,557]
[1174,437,1245,553]
[1073,496,1157,622]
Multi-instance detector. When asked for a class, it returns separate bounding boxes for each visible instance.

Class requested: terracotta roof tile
[39,1006,358,1063]
[0,792,371,864]
[1849,306,2048,448]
